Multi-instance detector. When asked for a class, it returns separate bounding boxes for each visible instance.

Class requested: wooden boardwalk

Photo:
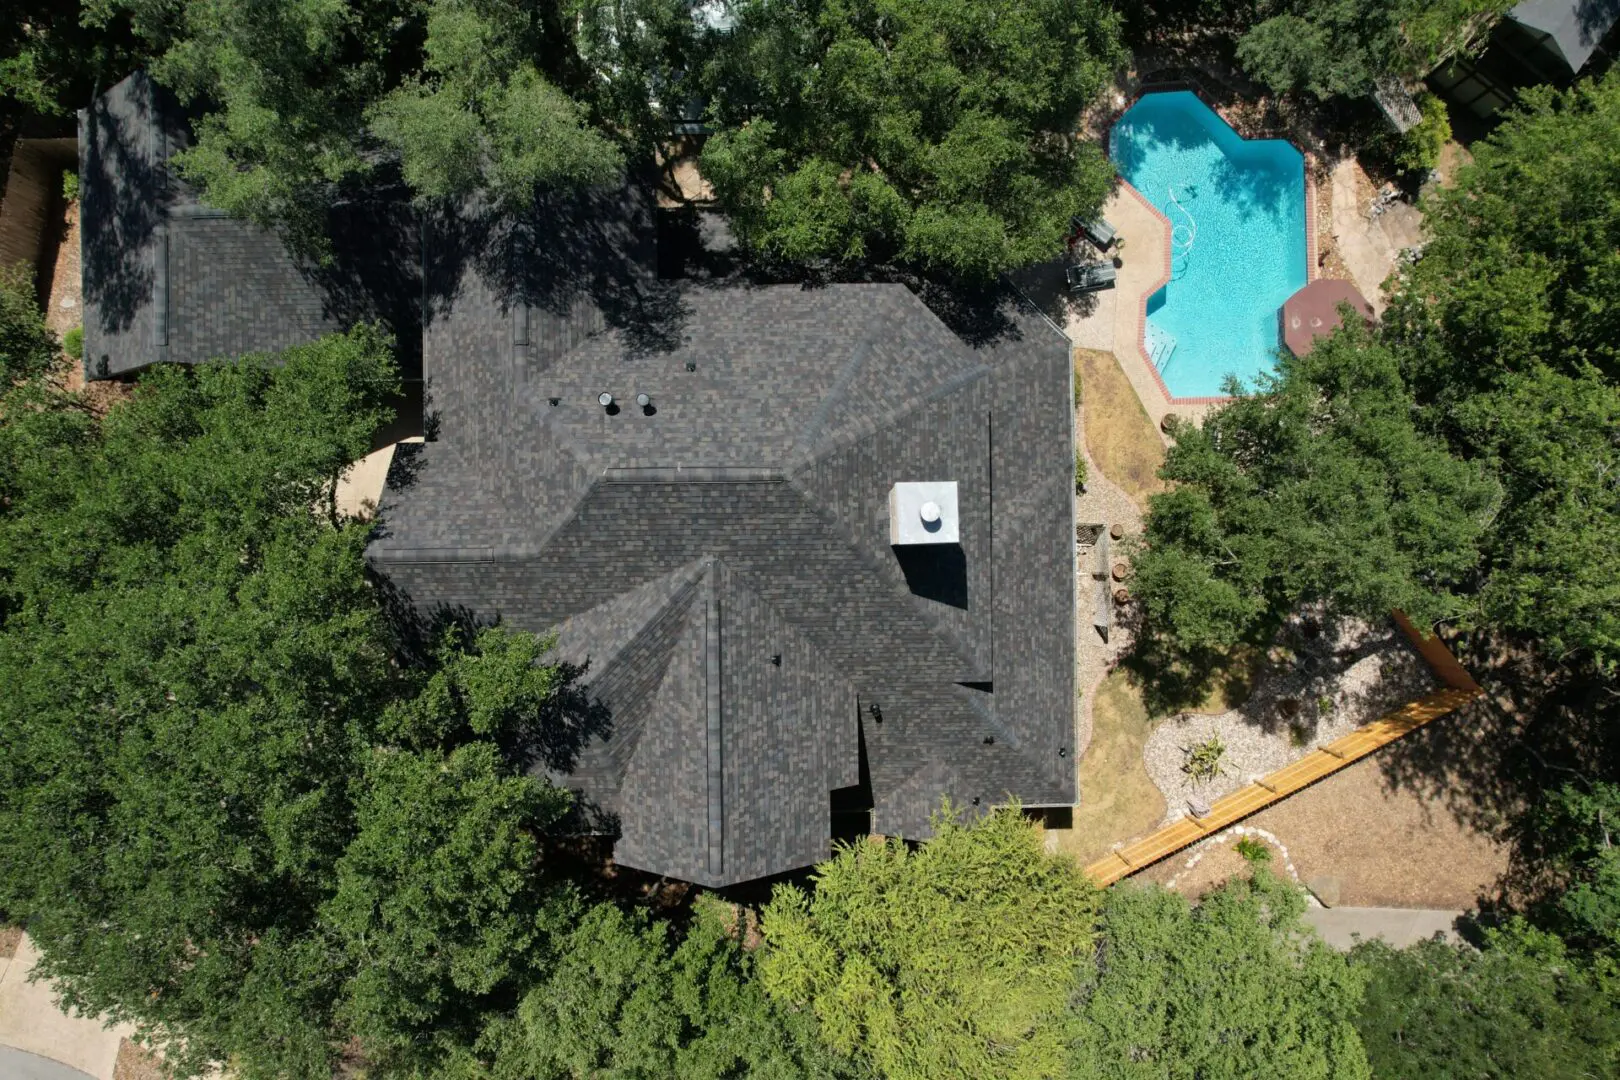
[1083,685,1480,887]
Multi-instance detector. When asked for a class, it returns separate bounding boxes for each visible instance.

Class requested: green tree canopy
[368,0,624,208]
[477,895,868,1079]
[1072,871,1371,1079]
[1384,72,1620,670]
[1351,920,1620,1079]
[758,804,1098,1080]
[697,0,1126,278]
[1130,323,1497,660]
[79,0,627,237]
[0,324,595,1079]
[1,0,143,116]
[1236,0,1510,99]
[0,265,58,385]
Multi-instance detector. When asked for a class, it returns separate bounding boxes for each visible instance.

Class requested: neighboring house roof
[78,72,419,380]
[80,75,1079,889]
[1510,0,1620,72]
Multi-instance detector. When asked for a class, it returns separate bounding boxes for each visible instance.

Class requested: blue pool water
[1110,91,1307,398]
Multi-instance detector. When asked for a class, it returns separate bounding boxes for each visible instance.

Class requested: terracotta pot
[1114,588,1130,605]
[1111,562,1128,582]
[1109,523,1125,540]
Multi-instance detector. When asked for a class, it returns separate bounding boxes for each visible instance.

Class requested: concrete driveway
[0,1046,99,1080]
[0,935,131,1080]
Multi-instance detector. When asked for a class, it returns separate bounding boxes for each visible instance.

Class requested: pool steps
[1145,321,1178,371]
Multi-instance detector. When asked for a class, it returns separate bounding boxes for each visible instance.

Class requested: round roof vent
[919,501,942,526]
[598,392,614,408]
[636,393,651,408]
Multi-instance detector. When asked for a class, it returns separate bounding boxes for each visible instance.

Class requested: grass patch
[1052,670,1166,866]
[1074,347,1166,509]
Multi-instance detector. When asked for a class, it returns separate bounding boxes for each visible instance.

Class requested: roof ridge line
[788,322,881,461]
[787,359,993,477]
[562,556,711,685]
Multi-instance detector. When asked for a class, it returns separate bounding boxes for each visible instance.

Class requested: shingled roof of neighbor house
[78,72,420,381]
[79,74,1078,890]
[368,194,1078,887]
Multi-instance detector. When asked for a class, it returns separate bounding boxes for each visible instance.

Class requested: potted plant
[1112,235,1126,268]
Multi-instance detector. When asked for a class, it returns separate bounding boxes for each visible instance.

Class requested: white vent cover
[889,481,960,545]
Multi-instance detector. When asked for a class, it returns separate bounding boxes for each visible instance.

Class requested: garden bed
[1143,613,1437,825]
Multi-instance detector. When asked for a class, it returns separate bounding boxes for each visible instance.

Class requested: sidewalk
[0,933,133,1080]
[1302,906,1464,951]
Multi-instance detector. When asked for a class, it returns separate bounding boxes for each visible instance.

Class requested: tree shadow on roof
[80,73,173,336]
[423,176,693,358]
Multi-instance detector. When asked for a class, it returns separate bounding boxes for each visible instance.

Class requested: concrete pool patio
[1055,161,1319,436]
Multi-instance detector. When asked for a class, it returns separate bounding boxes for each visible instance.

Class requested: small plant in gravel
[1317,694,1335,718]
[62,325,83,360]
[1182,736,1226,783]
[1288,721,1311,748]
[1235,836,1272,865]
[1074,445,1087,492]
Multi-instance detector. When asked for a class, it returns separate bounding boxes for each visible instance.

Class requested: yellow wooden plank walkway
[1083,685,1479,887]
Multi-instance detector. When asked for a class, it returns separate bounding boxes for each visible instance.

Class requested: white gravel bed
[1143,612,1437,825]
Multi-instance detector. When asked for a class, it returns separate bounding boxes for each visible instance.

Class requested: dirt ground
[37,199,129,411]
[112,1041,164,1080]
[1054,670,1166,866]
[1138,708,1512,908]
[1075,347,1165,509]
[0,926,19,959]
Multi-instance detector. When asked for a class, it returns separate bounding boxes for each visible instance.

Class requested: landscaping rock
[1141,612,1439,827]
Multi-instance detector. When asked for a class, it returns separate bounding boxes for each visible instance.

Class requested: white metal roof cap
[889,481,960,545]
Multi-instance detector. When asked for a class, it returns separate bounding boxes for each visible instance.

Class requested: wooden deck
[1083,685,1480,886]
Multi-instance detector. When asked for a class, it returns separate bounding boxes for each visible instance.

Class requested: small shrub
[1074,445,1087,492]
[1235,836,1272,865]
[1316,694,1334,718]
[1288,721,1311,748]
[62,325,83,360]
[61,170,79,202]
[1395,93,1450,174]
[1182,735,1226,783]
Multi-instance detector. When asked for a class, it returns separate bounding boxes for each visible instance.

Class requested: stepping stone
[1307,875,1343,908]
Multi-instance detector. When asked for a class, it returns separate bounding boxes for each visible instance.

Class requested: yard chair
[1066,261,1117,294]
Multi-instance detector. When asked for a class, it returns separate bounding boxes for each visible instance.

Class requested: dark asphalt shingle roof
[81,74,1077,888]
[79,72,419,380]
[370,199,1077,886]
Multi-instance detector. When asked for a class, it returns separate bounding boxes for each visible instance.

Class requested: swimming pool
[1110,91,1308,399]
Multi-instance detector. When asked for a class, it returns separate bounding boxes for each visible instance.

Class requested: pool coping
[1112,84,1318,409]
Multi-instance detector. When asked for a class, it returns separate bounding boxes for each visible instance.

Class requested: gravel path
[1143,613,1437,824]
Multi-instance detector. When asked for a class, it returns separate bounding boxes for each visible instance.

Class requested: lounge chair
[1071,215,1117,250]
[1066,261,1117,294]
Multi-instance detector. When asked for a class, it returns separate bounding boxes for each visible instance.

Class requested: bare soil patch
[1053,670,1166,865]
[38,199,130,413]
[113,1040,165,1080]
[0,924,21,958]
[1136,709,1512,909]
[1075,348,1165,510]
